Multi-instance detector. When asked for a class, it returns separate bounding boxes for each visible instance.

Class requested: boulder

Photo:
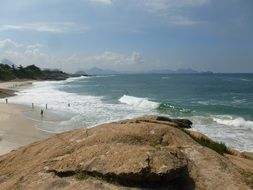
[0,116,252,190]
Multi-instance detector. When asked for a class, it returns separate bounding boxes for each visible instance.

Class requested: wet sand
[0,80,34,98]
[0,103,53,155]
[0,81,53,155]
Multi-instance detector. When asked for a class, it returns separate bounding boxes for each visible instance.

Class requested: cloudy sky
[0,0,252,73]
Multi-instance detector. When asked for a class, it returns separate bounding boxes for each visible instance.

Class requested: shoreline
[0,80,252,157]
[0,103,53,155]
[0,80,53,155]
[0,80,34,98]
[0,115,252,189]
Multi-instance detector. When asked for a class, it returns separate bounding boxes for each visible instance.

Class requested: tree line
[0,64,69,81]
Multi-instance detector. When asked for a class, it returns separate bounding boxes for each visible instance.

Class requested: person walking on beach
[5,99,8,104]
[40,109,44,117]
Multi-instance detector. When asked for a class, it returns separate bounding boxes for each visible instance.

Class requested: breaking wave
[213,116,253,130]
[118,95,159,109]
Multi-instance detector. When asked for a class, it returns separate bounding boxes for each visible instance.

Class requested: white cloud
[0,39,22,50]
[167,15,198,25]
[26,44,44,50]
[63,51,143,71]
[0,22,90,33]
[125,51,143,65]
[89,0,112,5]
[0,39,53,68]
[89,51,143,65]
[141,0,209,25]
[0,39,143,72]
[143,0,208,9]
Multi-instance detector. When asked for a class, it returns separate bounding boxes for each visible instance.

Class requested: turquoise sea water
[9,73,253,151]
[62,74,253,120]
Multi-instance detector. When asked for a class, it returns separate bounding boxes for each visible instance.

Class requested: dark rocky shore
[0,88,15,98]
[0,116,252,189]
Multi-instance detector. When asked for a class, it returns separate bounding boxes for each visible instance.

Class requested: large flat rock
[0,116,252,190]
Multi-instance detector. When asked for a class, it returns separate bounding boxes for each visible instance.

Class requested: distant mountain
[1,59,16,67]
[83,67,119,75]
[174,68,198,74]
[147,69,174,74]
[75,71,88,75]
[147,68,212,74]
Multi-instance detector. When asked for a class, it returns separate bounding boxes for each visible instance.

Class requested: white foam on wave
[119,95,159,109]
[161,76,170,80]
[65,76,89,83]
[190,115,253,152]
[240,78,251,82]
[5,78,253,152]
[8,81,156,133]
[219,76,251,82]
[213,116,253,130]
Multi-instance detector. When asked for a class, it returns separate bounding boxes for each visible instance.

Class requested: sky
[0,0,253,73]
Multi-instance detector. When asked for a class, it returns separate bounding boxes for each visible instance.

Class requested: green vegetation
[150,140,162,148]
[75,171,89,180]
[182,129,231,155]
[74,170,119,185]
[0,64,69,81]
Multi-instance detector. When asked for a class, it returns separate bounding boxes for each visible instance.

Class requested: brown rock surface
[0,88,15,98]
[0,116,252,190]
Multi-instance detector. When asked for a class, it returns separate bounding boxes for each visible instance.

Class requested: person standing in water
[40,109,44,117]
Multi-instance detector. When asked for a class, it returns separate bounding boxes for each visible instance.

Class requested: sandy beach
[0,80,34,98]
[0,81,52,155]
[0,80,34,90]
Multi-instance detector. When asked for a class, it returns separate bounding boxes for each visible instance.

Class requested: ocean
[8,73,253,152]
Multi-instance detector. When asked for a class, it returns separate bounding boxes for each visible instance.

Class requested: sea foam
[119,95,159,109]
[190,115,253,152]
[8,80,156,132]
[213,116,253,130]
[4,76,253,152]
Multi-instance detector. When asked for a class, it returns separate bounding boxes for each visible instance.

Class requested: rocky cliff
[0,116,252,190]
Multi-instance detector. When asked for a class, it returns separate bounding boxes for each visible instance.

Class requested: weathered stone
[0,116,252,190]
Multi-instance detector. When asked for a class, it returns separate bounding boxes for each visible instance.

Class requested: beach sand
[0,80,34,90]
[0,80,34,98]
[0,103,53,155]
[0,81,53,155]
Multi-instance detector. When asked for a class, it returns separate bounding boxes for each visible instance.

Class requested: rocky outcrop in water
[0,116,252,189]
[0,88,15,98]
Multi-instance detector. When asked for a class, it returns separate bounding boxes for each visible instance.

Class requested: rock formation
[0,88,15,98]
[0,116,252,189]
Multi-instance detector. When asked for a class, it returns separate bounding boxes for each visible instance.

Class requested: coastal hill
[0,63,69,81]
[146,68,213,74]
[0,59,92,81]
[77,67,213,75]
[77,67,120,75]
[0,116,252,189]
[0,59,17,68]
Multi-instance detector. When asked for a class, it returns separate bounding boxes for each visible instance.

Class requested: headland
[0,115,252,189]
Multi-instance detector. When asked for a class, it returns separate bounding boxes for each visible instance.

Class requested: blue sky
[0,0,252,73]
